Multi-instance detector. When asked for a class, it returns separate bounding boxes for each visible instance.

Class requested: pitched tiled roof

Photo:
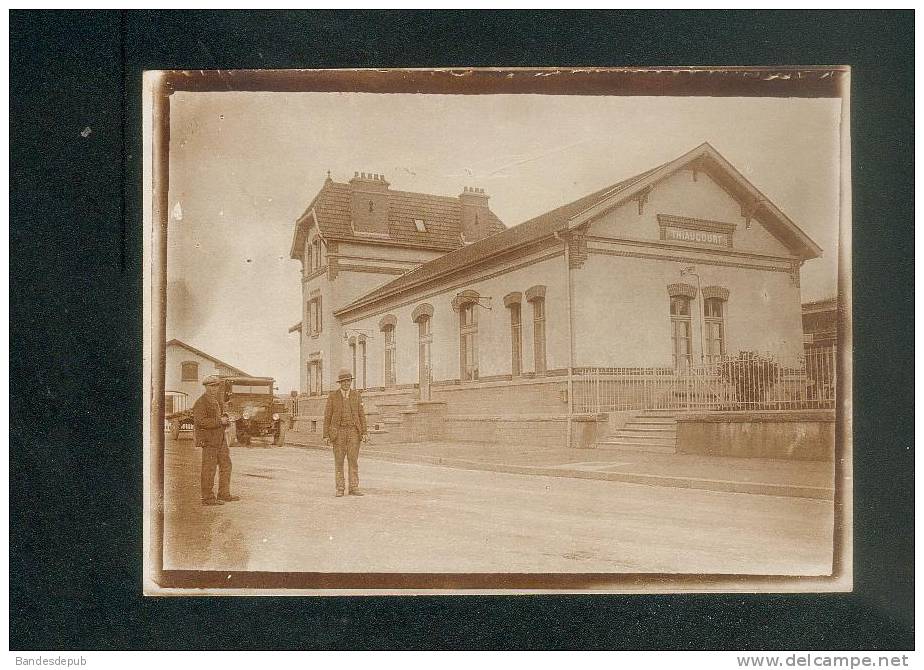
[291,180,506,257]
[334,165,666,315]
[335,142,823,316]
[167,339,251,377]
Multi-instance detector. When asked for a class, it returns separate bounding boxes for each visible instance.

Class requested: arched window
[504,292,523,377]
[670,296,693,369]
[348,336,358,383]
[359,336,368,390]
[382,325,396,388]
[181,361,199,382]
[704,297,727,364]
[526,286,547,374]
[459,302,478,381]
[417,314,432,398]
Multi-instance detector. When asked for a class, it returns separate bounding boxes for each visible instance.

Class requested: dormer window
[414,218,426,232]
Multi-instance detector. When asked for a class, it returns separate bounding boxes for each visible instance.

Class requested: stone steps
[595,411,679,454]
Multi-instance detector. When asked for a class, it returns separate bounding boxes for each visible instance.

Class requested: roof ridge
[166,338,251,376]
[325,181,465,203]
[387,188,463,202]
[331,146,743,314]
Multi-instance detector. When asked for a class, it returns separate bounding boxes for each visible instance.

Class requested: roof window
[414,218,427,232]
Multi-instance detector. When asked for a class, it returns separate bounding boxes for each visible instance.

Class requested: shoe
[335,491,345,497]
[348,489,364,496]
[202,498,224,506]
[218,495,240,502]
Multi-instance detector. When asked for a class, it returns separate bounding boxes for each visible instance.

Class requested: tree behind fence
[574,346,837,413]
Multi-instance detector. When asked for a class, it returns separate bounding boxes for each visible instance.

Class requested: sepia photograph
[143,68,849,593]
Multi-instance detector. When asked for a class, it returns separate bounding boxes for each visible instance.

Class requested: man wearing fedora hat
[323,368,368,496]
[193,375,240,506]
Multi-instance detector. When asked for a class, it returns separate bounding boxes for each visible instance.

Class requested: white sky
[166,91,842,393]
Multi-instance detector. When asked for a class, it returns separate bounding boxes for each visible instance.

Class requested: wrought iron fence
[574,346,837,413]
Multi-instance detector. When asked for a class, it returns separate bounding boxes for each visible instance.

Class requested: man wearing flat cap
[193,375,240,506]
[323,368,368,497]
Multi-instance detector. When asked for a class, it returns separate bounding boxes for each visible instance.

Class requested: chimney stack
[459,186,491,243]
[349,171,390,234]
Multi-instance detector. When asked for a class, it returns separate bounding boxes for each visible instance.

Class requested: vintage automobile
[166,375,289,446]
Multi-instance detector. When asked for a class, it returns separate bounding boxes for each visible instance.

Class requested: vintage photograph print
[143,68,850,593]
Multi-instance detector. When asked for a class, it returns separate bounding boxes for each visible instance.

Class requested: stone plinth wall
[431,377,569,415]
[676,410,835,461]
[290,381,601,448]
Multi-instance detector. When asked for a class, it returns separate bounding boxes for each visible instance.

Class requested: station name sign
[657,214,735,248]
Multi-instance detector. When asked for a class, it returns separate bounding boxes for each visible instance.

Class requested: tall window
[532,298,546,374]
[509,302,522,376]
[383,325,396,388]
[181,361,199,382]
[460,303,479,381]
[313,239,322,270]
[418,315,432,397]
[359,337,367,390]
[308,360,323,396]
[308,296,322,335]
[670,296,693,369]
[704,297,726,364]
[349,339,357,382]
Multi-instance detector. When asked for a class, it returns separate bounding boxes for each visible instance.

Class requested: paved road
[163,439,834,575]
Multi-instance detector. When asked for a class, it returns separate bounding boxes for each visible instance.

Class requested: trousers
[201,441,232,500]
[332,426,360,492]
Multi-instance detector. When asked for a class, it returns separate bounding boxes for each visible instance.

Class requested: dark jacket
[323,389,367,440]
[192,391,225,448]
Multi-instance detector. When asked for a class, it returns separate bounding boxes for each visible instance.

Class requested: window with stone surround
[525,285,547,375]
[307,360,323,396]
[670,296,693,369]
[359,336,367,390]
[307,296,322,336]
[349,338,357,383]
[383,325,396,388]
[509,302,522,377]
[531,298,546,374]
[704,297,727,364]
[181,361,199,382]
[459,303,479,381]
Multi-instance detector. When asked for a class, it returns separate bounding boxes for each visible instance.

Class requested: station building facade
[289,144,822,446]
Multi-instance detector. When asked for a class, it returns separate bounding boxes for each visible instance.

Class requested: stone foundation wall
[290,379,603,449]
[442,415,566,447]
[676,410,835,461]
[431,377,569,415]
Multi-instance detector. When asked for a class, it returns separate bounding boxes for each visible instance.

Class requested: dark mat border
[10,9,913,650]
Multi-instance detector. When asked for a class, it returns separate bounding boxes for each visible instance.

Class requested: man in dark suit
[323,368,368,497]
[193,375,240,506]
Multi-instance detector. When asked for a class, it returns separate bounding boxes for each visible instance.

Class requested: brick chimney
[350,172,390,234]
[459,186,491,243]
